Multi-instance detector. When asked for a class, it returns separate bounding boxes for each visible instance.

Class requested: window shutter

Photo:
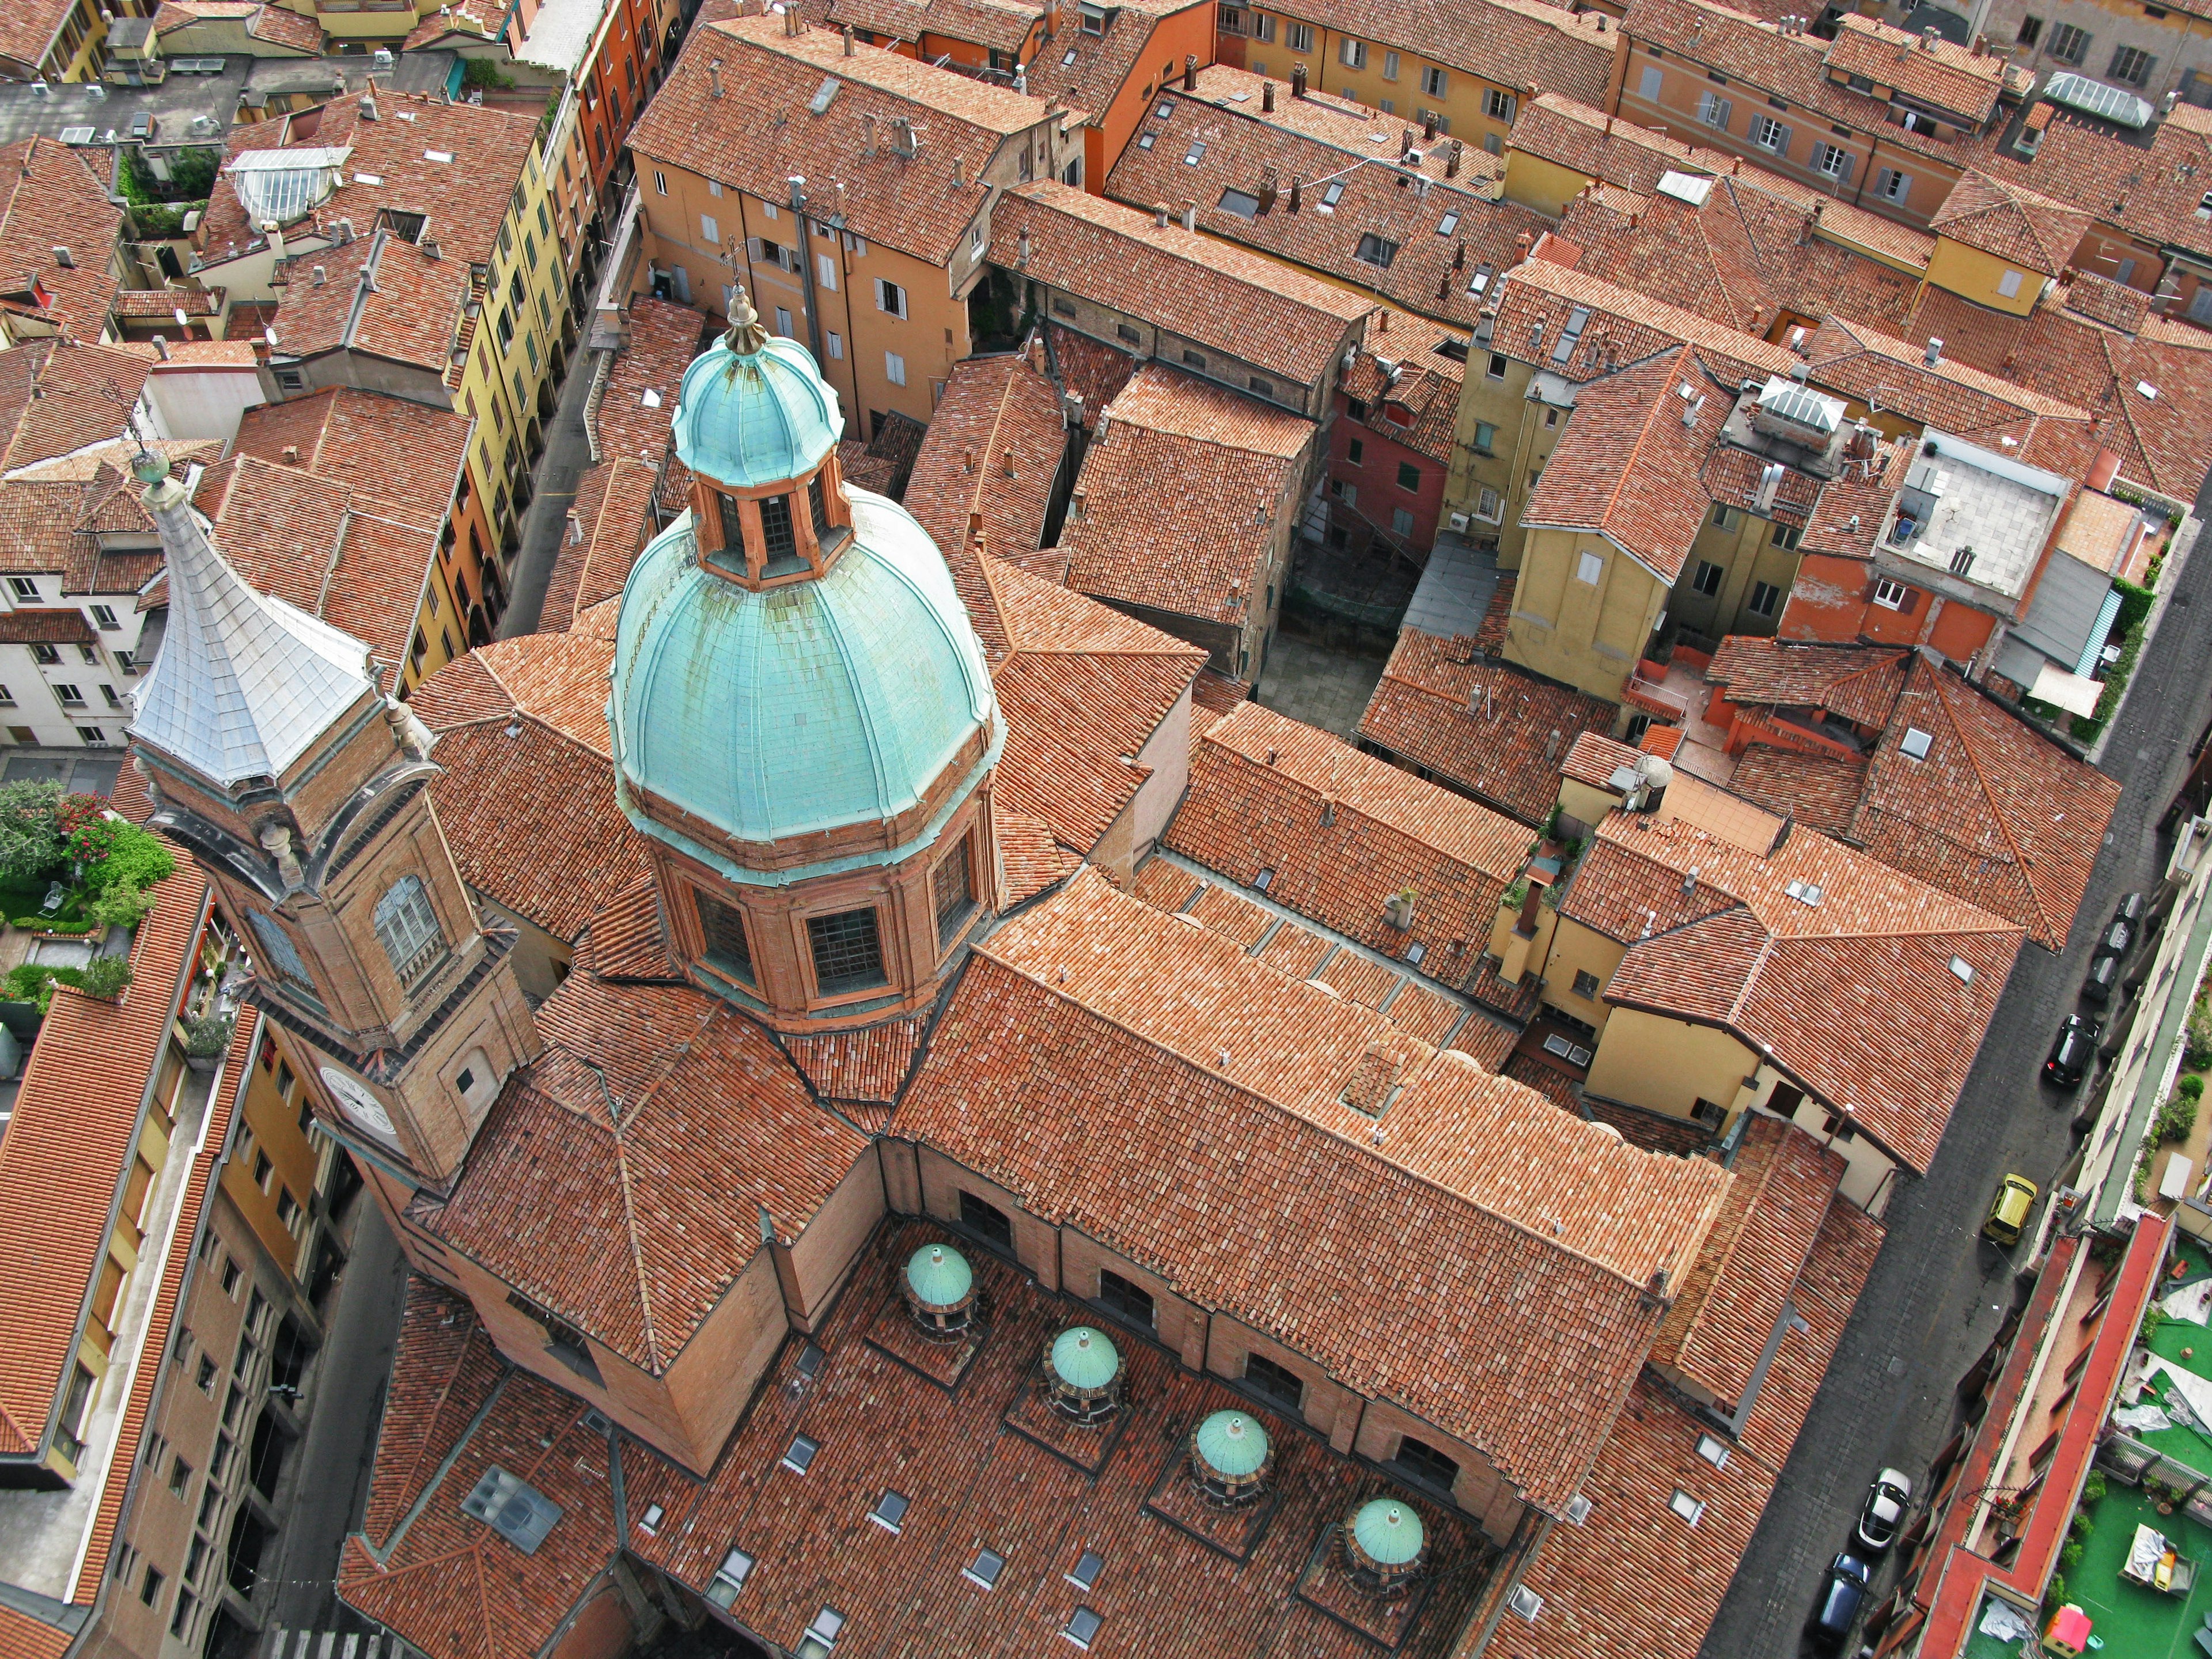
[1638,64,1663,100]
[1771,123,1792,157]
[1898,586,1921,615]
[747,236,766,262]
[1833,151,1855,184]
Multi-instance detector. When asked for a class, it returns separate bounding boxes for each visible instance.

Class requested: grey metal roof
[2004,547,2114,676]
[128,460,378,787]
[226,145,349,228]
[1756,376,1844,435]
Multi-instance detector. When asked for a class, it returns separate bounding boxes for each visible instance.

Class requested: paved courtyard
[1253,635,1388,740]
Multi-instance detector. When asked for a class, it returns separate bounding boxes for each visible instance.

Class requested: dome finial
[725,283,769,355]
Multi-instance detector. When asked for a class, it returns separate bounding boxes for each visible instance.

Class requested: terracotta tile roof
[339,1285,627,1659]
[1726,744,1867,835]
[1822,14,2010,126]
[1103,360,1316,459]
[982,555,1206,855]
[1062,385,1301,630]
[782,1015,926,1104]
[414,966,869,1373]
[592,298,706,470]
[1491,257,1802,388]
[1706,635,1907,717]
[1594,773,2023,1168]
[1358,631,1617,825]
[611,1222,1501,1659]
[1044,321,1135,426]
[1342,313,1466,469]
[539,457,660,632]
[231,386,473,522]
[1646,1115,1842,1412]
[1496,1197,1883,1659]
[0,1607,70,1658]
[989,180,1374,388]
[1558,836,1743,945]
[828,0,1042,51]
[1028,0,1194,137]
[1509,94,1743,199]
[271,229,472,376]
[0,607,94,644]
[111,286,224,319]
[902,348,1067,563]
[1929,171,2090,278]
[192,453,437,677]
[1165,701,1527,973]
[1286,0,1618,108]
[1104,80,1548,332]
[994,801,1082,902]
[1847,655,2119,950]
[631,17,1051,266]
[1524,346,1737,585]
[0,866,207,1462]
[245,1,321,50]
[1623,0,2016,165]
[412,632,654,944]
[1984,100,2212,265]
[895,870,1731,1510]
[0,340,153,472]
[0,139,123,338]
[578,878,682,984]
[1562,729,1645,792]
[1802,314,2092,432]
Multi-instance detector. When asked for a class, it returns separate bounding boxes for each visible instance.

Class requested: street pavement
[1701,522,2212,1656]
[499,337,602,638]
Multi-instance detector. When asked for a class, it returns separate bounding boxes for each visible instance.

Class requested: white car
[1855,1468,1912,1552]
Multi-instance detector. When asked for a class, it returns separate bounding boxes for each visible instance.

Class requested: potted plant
[181,1012,233,1073]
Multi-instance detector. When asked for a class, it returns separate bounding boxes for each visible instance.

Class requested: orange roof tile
[1929,170,2092,278]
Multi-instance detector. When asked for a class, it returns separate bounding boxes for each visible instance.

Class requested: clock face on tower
[319,1065,397,1138]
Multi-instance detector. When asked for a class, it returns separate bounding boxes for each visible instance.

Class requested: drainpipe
[789,175,825,361]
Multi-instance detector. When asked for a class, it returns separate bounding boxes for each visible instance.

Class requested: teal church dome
[1351,1499,1424,1566]
[671,327,842,490]
[1050,1326,1120,1390]
[1195,1411,1270,1478]
[610,309,997,874]
[906,1243,972,1308]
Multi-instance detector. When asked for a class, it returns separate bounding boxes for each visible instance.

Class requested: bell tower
[610,293,1002,1032]
[124,449,539,1191]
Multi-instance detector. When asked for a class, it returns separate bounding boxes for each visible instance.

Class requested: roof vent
[1508,1585,1544,1622]
[1342,1498,1427,1596]
[1190,1410,1272,1506]
[901,1243,975,1341]
[1900,726,1933,760]
[1043,1325,1123,1425]
[458,1466,562,1553]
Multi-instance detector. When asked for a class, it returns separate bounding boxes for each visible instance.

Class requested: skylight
[1437,210,1459,235]
[1696,1434,1731,1468]
[1508,1585,1544,1621]
[1669,1490,1707,1526]
[638,1503,664,1534]
[1184,139,1207,164]
[1219,188,1260,218]
[964,1546,1006,1589]
[1900,726,1933,760]
[869,1490,910,1533]
[457,1467,562,1554]
[796,1607,846,1658]
[1064,1607,1104,1649]
[782,1434,820,1474]
[1950,956,1974,984]
[1066,1549,1105,1590]
[705,1547,754,1608]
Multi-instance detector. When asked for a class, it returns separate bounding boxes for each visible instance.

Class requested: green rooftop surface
[2057,1478,2212,1659]
[2136,1236,2212,1471]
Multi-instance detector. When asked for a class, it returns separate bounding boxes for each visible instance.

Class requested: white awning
[2030,660,2105,717]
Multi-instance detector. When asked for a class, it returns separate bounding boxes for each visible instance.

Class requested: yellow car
[1983,1174,2039,1247]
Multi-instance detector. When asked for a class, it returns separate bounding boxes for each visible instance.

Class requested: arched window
[373,875,445,987]
[248,910,323,1011]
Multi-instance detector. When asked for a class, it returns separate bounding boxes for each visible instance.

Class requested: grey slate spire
[126,448,378,787]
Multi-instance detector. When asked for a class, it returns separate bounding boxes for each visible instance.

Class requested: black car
[2044,1013,2102,1088]
[2082,949,2123,1005]
[1810,1553,1872,1648]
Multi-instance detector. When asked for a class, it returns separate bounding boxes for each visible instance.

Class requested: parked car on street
[2082,948,2123,1005]
[1855,1469,1914,1552]
[1983,1174,2039,1247]
[2044,1013,2102,1088]
[1809,1552,1871,1647]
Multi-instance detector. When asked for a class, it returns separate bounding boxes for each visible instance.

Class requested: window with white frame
[1285,21,1312,50]
[885,351,907,387]
[1813,142,1851,180]
[876,278,906,317]
[1339,36,1364,67]
[1697,90,1732,128]
[1872,577,1909,610]
[1475,486,1502,522]
[1484,88,1516,121]
[1874,167,1911,202]
[1751,114,1789,154]
[373,874,445,987]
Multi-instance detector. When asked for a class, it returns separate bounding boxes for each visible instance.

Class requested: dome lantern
[1343,1498,1426,1596]
[902,1243,975,1340]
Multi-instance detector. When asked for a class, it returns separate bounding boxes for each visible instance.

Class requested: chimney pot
[312,263,326,285]
[51,245,71,269]
[709,58,723,97]
[1154,202,1169,228]
[1003,447,1018,478]
[1291,63,1307,99]
[1289,173,1302,210]
[844,22,855,52]
[1924,336,1943,366]
[282,444,299,463]
[1184,52,1197,91]
[1262,79,1275,112]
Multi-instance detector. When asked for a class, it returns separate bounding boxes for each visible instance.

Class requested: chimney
[861,111,876,153]
[312,263,327,286]
[51,245,71,269]
[1180,198,1196,231]
[1378,308,1389,332]
[1972,31,1987,54]
[359,86,378,120]
[785,2,802,34]
[1003,446,1018,478]
[1754,460,1783,513]
[843,22,855,53]
[1923,336,1942,366]
[1922,24,1937,47]
[953,154,965,187]
[1262,79,1275,112]
[282,444,300,464]
[1069,484,1085,520]
[421,238,441,260]
[1516,877,1544,935]
[1446,138,1462,178]
[1453,240,1465,270]
[1515,230,1532,259]
[1422,109,1438,142]
[1016,227,1031,267]
[1184,53,1197,91]
[962,446,975,473]
[1154,202,1169,228]
[1257,167,1278,212]
[1291,63,1307,99]
[151,334,169,361]
[360,261,377,295]
[709,58,724,97]
[1289,173,1302,211]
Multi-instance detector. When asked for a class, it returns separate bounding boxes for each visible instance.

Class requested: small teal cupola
[609,289,1002,1036]
[1191,1410,1273,1506]
[902,1242,977,1342]
[672,294,842,499]
[1344,1498,1426,1595]
[1044,1325,1124,1426]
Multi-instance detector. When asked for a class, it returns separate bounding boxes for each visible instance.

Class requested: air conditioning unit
[1447,512,1469,533]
